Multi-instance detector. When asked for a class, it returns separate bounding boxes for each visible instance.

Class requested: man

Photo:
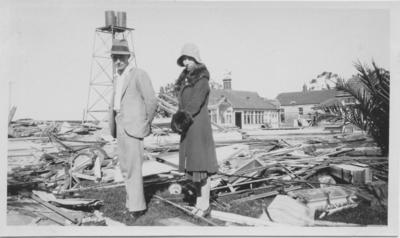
[109,39,158,219]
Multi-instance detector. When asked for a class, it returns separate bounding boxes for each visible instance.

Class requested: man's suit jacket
[109,67,158,139]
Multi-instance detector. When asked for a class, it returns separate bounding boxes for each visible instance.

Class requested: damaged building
[208,77,280,129]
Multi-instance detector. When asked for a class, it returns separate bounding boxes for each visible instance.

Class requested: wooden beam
[61,181,125,193]
[71,172,97,181]
[211,175,282,191]
[217,185,277,198]
[8,106,17,125]
[209,210,284,226]
[231,185,302,204]
[313,220,362,227]
[35,211,67,226]
[153,195,218,226]
[30,194,81,225]
[156,217,199,226]
[160,93,179,104]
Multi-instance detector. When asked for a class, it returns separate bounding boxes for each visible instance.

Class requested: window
[298,107,303,115]
[224,111,232,124]
[280,109,285,122]
[262,112,265,124]
[247,111,251,124]
[255,112,258,124]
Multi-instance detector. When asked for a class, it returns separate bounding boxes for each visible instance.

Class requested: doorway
[235,112,242,129]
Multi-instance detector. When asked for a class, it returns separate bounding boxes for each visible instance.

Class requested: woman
[172,43,218,217]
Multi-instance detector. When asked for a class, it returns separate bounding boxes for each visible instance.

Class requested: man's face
[112,54,130,73]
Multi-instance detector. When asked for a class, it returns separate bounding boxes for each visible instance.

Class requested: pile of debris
[204,135,387,226]
[7,117,388,226]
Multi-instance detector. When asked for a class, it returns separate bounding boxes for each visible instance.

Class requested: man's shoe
[127,209,147,220]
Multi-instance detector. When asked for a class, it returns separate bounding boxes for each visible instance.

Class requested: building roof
[276,89,338,106]
[209,89,278,110]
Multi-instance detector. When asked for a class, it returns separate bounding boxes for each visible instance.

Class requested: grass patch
[319,202,387,225]
[82,181,215,226]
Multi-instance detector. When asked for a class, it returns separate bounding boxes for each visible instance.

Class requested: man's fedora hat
[111,39,131,55]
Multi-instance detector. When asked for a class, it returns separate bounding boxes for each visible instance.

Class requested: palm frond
[318,61,389,155]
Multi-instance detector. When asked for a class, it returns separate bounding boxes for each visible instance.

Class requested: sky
[2,0,393,120]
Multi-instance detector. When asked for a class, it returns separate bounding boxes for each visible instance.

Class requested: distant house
[315,78,361,112]
[276,89,339,126]
[208,78,280,129]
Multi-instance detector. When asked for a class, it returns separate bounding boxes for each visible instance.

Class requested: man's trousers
[117,125,146,212]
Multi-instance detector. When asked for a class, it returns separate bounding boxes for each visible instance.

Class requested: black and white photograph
[1,0,399,236]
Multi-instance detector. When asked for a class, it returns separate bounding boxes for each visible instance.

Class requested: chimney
[302,83,308,92]
[222,71,232,90]
[223,78,232,90]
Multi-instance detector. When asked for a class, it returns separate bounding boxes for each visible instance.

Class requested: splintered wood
[7,119,388,226]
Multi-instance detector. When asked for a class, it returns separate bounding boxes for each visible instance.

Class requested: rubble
[7,117,388,226]
[267,195,315,226]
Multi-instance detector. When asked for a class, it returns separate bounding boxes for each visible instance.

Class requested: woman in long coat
[173,43,218,216]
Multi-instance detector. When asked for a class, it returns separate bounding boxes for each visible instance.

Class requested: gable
[209,89,278,110]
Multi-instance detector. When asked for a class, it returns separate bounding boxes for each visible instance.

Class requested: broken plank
[159,93,179,104]
[211,175,282,191]
[216,144,250,164]
[35,211,66,226]
[301,163,331,180]
[267,195,315,226]
[231,185,302,204]
[147,154,179,169]
[71,172,97,181]
[153,195,218,226]
[8,106,17,125]
[61,182,125,193]
[313,220,363,227]
[156,217,199,226]
[210,210,284,226]
[327,148,355,157]
[329,163,372,185]
[256,144,303,157]
[104,217,127,226]
[30,194,81,225]
[217,185,277,198]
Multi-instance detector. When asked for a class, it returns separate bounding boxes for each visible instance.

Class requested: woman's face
[182,56,196,70]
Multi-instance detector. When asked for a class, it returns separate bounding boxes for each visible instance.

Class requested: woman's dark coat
[176,64,218,173]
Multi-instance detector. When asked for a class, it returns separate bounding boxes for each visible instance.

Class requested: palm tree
[318,61,389,155]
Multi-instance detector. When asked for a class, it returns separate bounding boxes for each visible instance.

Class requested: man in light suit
[109,39,158,219]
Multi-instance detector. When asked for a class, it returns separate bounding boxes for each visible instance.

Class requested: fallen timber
[7,117,388,226]
[30,194,81,225]
[154,195,218,226]
[230,185,303,204]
